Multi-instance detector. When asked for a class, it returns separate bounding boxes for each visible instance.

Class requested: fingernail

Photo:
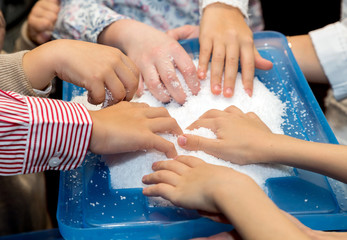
[177,135,187,146]
[152,162,158,168]
[245,89,252,97]
[225,88,233,97]
[142,175,147,182]
[213,85,221,95]
[197,67,205,79]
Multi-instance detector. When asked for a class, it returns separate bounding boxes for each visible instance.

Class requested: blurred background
[1,0,60,232]
[1,0,36,52]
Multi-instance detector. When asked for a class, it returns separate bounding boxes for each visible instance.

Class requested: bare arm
[143,156,311,240]
[177,106,347,183]
[288,35,329,84]
[266,134,347,183]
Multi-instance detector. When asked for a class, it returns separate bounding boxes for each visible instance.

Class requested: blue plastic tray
[58,31,347,239]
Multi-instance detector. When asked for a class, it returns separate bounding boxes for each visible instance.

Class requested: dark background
[261,0,342,112]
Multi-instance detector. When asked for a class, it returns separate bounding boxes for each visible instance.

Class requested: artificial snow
[71,60,294,205]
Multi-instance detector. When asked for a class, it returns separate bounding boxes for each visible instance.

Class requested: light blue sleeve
[52,0,128,43]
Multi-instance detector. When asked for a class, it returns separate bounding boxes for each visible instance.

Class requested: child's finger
[198,38,212,80]
[148,117,183,136]
[86,80,110,105]
[254,48,273,70]
[240,43,255,97]
[166,25,197,41]
[174,155,205,168]
[142,170,180,186]
[156,59,186,104]
[103,73,126,104]
[224,105,244,115]
[186,118,217,132]
[223,44,239,98]
[177,134,220,155]
[29,16,53,32]
[150,134,177,158]
[151,160,191,176]
[142,183,176,201]
[210,43,225,95]
[113,61,139,101]
[172,48,200,95]
[142,64,171,103]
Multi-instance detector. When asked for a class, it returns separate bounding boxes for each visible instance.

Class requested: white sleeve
[309,19,347,101]
[199,0,249,19]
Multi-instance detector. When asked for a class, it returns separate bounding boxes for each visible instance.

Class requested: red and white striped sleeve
[0,89,93,175]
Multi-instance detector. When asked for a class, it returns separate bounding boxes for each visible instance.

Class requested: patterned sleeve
[53,0,128,43]
[0,90,93,175]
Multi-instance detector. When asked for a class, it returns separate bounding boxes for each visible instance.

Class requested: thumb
[177,134,217,152]
[166,25,198,41]
[254,48,273,70]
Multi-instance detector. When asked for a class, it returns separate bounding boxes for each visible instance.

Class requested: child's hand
[199,3,273,97]
[142,155,246,213]
[99,20,200,105]
[23,39,139,105]
[88,101,182,158]
[27,0,60,45]
[166,25,199,41]
[0,11,5,51]
[177,105,274,165]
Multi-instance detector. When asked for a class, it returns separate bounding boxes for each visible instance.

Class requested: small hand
[89,101,182,157]
[199,3,273,97]
[23,39,139,105]
[107,20,200,105]
[177,105,273,165]
[27,0,60,45]
[166,25,199,41]
[143,155,243,213]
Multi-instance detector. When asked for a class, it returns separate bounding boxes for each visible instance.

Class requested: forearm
[288,35,329,84]
[268,134,347,183]
[98,19,146,54]
[214,176,310,240]
[22,41,57,90]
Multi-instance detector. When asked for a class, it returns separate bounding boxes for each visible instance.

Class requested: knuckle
[246,112,257,118]
[212,53,224,63]
[225,56,238,66]
[225,29,238,40]
[200,46,211,56]
[146,79,159,90]
[242,36,254,47]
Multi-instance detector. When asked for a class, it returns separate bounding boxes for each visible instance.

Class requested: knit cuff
[0,51,38,96]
